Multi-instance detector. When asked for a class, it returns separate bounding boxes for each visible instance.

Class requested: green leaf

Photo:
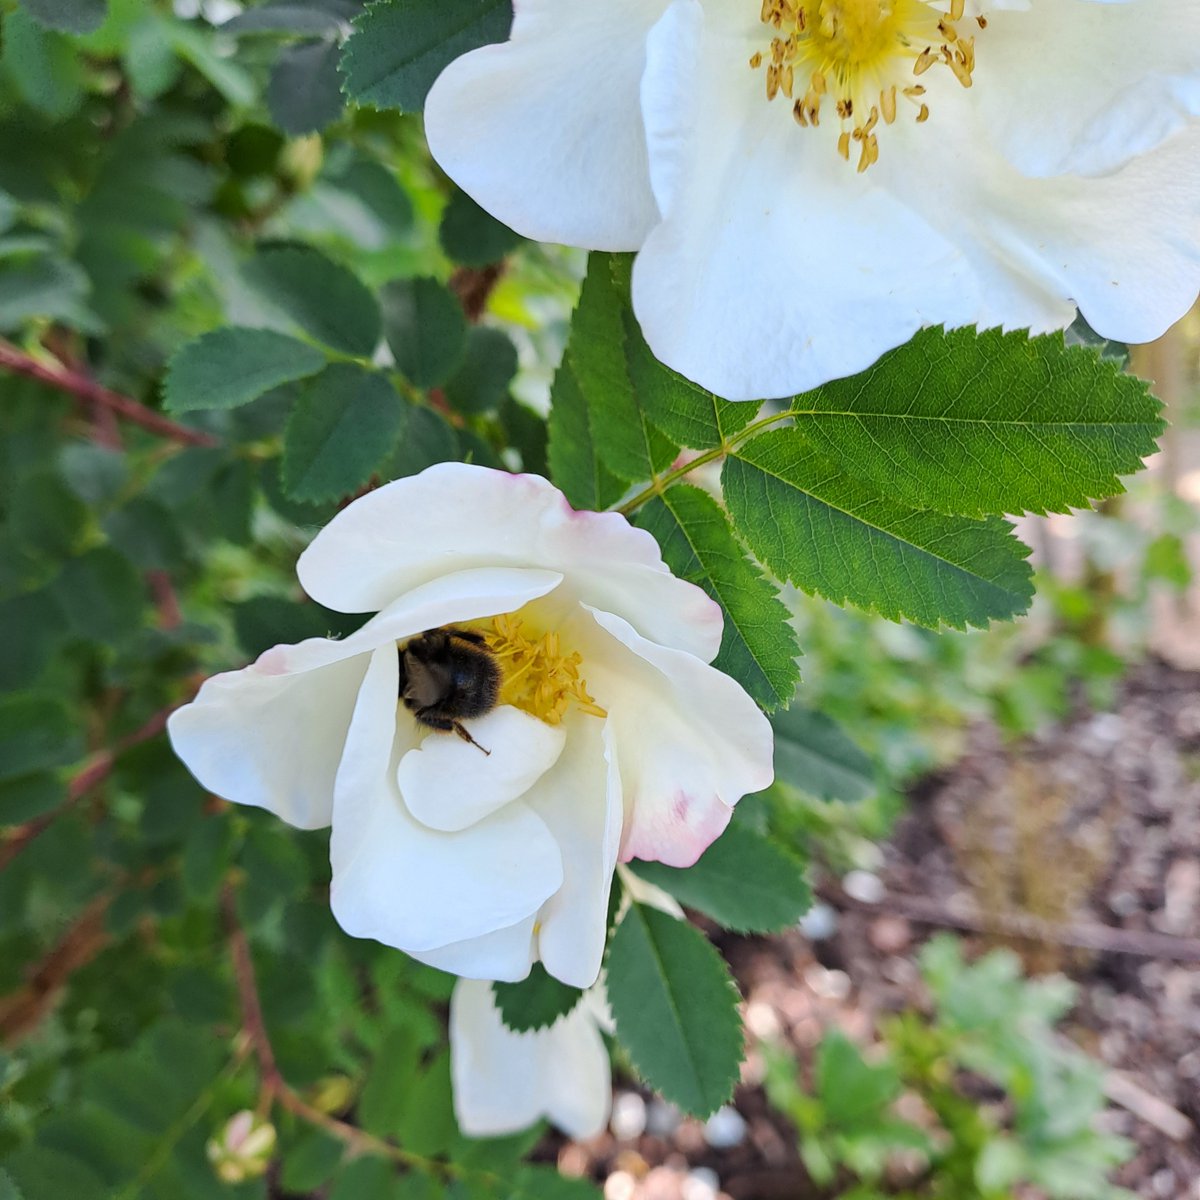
[0,773,64,824]
[358,1024,423,1137]
[443,326,518,414]
[224,4,345,35]
[385,404,460,480]
[267,40,345,136]
[492,963,584,1033]
[19,0,106,34]
[510,1167,604,1199]
[632,823,811,934]
[381,277,467,389]
[791,327,1163,518]
[724,430,1033,630]
[605,903,743,1117]
[164,327,325,413]
[440,188,522,267]
[3,1146,106,1200]
[327,1156,396,1200]
[340,0,512,113]
[9,470,89,561]
[815,1031,901,1129]
[0,256,93,331]
[638,484,799,710]
[548,254,678,507]
[771,706,875,802]
[232,596,363,659]
[1,10,85,120]
[53,547,146,643]
[0,696,81,782]
[279,1128,344,1193]
[282,364,406,502]
[244,245,380,357]
[102,498,186,571]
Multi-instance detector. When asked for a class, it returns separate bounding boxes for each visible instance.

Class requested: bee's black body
[397,628,501,753]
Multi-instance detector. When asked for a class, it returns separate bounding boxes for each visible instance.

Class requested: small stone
[798,902,838,940]
[844,869,885,904]
[703,1106,748,1149]
[611,1092,647,1142]
[604,1171,637,1200]
[869,914,912,954]
[683,1168,721,1200]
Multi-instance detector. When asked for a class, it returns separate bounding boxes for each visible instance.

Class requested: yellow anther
[481,613,606,726]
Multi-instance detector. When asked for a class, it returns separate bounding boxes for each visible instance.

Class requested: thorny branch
[0,337,218,448]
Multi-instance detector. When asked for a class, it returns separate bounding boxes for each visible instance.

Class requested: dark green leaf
[53,547,146,643]
[605,903,743,1117]
[440,188,522,267]
[545,364,626,511]
[280,1128,344,1193]
[815,1031,901,1129]
[224,4,345,35]
[381,276,467,389]
[244,245,380,356]
[632,823,811,934]
[233,595,364,659]
[771,706,875,803]
[384,405,460,480]
[724,430,1033,629]
[492,963,584,1033]
[510,1167,604,1199]
[19,0,106,34]
[0,256,92,331]
[267,40,345,136]
[282,363,406,502]
[638,484,799,710]
[358,1024,422,1136]
[3,1146,106,1200]
[443,326,518,414]
[791,327,1163,518]
[1,10,85,120]
[0,773,64,824]
[8,470,89,561]
[102,498,187,571]
[340,0,512,113]
[163,327,325,413]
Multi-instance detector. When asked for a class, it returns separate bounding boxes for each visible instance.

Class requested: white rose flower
[424,0,1200,400]
[450,873,683,1139]
[167,464,772,987]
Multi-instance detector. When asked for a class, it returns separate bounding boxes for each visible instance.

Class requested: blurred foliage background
[1,0,1197,1198]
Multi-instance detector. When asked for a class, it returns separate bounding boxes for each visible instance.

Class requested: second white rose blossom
[424,0,1200,401]
[168,464,773,988]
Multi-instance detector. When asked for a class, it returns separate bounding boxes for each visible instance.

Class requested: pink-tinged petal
[450,978,611,1139]
[424,0,666,250]
[167,566,562,829]
[571,606,774,868]
[979,0,1200,178]
[167,653,369,830]
[399,706,566,833]
[410,916,537,983]
[525,715,623,989]
[329,647,564,953]
[298,463,722,661]
[631,1,976,401]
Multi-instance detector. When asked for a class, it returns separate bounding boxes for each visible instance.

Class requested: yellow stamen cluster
[752,0,983,171]
[482,613,606,726]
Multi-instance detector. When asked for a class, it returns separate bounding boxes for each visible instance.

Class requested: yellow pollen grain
[481,613,606,726]
[751,0,983,168]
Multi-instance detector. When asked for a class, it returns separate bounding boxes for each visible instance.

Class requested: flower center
[751,0,983,171]
[481,613,606,726]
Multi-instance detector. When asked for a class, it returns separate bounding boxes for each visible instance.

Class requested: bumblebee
[397,628,500,754]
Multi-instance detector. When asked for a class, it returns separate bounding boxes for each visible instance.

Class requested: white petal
[450,979,611,1140]
[329,647,564,954]
[884,84,1200,344]
[399,706,566,833]
[424,0,666,250]
[167,650,368,830]
[632,1,976,400]
[409,916,537,983]
[298,464,722,661]
[166,565,562,829]
[573,606,774,868]
[526,715,623,989]
[980,0,1200,177]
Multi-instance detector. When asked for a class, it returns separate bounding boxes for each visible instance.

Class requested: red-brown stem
[0,338,218,448]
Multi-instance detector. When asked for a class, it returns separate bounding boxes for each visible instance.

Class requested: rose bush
[425,0,1200,400]
[168,464,773,988]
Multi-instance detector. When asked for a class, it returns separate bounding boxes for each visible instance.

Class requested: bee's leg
[452,721,491,756]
